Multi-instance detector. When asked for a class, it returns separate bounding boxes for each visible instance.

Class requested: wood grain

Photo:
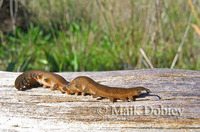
[0,68,199,131]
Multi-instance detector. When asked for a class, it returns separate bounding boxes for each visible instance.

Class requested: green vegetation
[0,0,200,72]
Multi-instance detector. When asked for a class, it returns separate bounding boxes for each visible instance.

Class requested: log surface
[0,68,200,131]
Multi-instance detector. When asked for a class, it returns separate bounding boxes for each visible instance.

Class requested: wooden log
[0,68,199,131]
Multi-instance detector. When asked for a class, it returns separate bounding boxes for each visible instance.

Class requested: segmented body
[62,76,151,103]
[15,71,151,102]
[14,70,69,93]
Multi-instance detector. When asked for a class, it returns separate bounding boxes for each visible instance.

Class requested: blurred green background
[0,0,199,72]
